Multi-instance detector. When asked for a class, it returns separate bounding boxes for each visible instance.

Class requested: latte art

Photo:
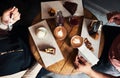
[57,29,63,37]
[54,26,67,40]
[72,38,81,44]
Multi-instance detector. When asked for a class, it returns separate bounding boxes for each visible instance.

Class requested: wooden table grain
[29,8,104,75]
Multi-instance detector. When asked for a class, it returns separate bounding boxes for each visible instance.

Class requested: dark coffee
[69,16,79,26]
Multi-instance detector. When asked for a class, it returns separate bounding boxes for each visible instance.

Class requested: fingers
[74,55,87,68]
[78,56,87,65]
[74,55,91,67]
[74,55,80,69]
[12,13,21,24]
[12,10,21,21]
[108,12,120,25]
[9,7,21,24]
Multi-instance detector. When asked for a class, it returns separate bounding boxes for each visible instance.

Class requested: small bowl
[54,26,67,40]
[36,27,47,39]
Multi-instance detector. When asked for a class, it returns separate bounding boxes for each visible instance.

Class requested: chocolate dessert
[63,1,78,15]
[84,38,94,52]
[48,8,56,16]
[40,47,56,55]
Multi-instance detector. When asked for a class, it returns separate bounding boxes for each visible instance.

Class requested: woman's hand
[107,11,120,25]
[74,55,92,75]
[1,6,21,26]
[74,55,118,78]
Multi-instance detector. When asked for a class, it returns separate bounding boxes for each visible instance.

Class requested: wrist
[0,17,13,31]
[0,17,8,30]
[84,68,94,76]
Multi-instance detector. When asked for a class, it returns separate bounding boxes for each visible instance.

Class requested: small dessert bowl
[36,26,47,39]
[71,35,83,48]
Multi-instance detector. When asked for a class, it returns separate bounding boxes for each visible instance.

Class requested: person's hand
[107,11,120,25]
[74,55,92,75]
[1,6,20,26]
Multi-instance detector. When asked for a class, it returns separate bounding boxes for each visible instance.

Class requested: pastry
[40,47,56,55]
[63,1,78,15]
[48,8,56,16]
[84,38,94,52]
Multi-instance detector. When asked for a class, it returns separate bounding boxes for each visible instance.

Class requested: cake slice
[40,47,56,55]
[63,1,78,15]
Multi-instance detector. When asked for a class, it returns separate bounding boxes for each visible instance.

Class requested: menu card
[29,20,64,67]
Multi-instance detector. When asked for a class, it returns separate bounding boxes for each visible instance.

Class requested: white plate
[78,18,102,65]
[29,20,64,67]
[41,0,84,19]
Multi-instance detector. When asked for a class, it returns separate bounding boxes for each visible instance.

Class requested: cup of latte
[71,35,83,48]
[36,26,47,39]
[54,26,67,40]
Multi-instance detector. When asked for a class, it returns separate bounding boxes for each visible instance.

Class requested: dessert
[90,32,99,40]
[63,1,78,15]
[54,26,67,40]
[40,47,56,55]
[71,35,83,48]
[48,8,56,16]
[84,38,94,52]
[36,27,47,39]
[87,20,102,40]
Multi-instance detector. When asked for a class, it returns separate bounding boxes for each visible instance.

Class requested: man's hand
[74,55,92,75]
[107,11,120,25]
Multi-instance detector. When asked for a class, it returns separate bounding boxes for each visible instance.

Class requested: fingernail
[13,6,16,8]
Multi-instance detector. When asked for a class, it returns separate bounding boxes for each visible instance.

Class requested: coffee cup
[54,26,67,40]
[71,35,83,48]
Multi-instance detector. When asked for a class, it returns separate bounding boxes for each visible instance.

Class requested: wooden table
[29,8,104,75]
